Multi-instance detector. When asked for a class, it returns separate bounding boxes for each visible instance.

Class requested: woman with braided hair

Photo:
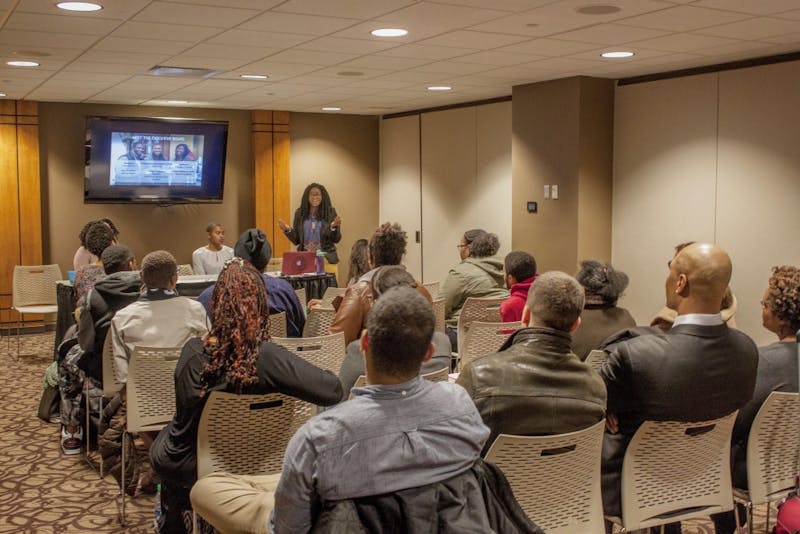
[150,258,342,533]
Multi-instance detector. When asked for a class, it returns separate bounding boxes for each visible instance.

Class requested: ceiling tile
[690,40,779,57]
[240,12,360,35]
[16,0,151,19]
[498,37,599,56]
[207,30,313,49]
[411,60,499,75]
[176,43,278,61]
[455,49,545,65]
[336,55,432,70]
[274,0,415,19]
[47,71,129,83]
[63,61,152,75]
[554,23,670,44]
[376,43,477,60]
[427,0,553,12]
[468,12,591,38]
[0,43,83,61]
[5,12,121,35]
[697,16,800,40]
[92,36,195,55]
[177,0,283,9]
[693,0,800,16]
[297,36,399,54]
[625,33,741,53]
[0,29,98,49]
[78,49,172,65]
[521,0,672,23]
[764,31,800,44]
[418,30,529,49]
[616,5,752,32]
[263,49,359,66]
[158,54,249,71]
[112,21,220,42]
[133,2,261,28]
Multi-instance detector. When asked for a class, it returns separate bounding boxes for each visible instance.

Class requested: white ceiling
[0,0,798,114]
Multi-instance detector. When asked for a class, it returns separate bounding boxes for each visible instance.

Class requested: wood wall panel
[0,119,20,295]
[17,102,42,267]
[252,111,290,257]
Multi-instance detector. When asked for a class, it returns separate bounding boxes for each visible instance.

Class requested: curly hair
[576,260,629,305]
[141,250,177,289]
[765,265,800,334]
[201,259,270,394]
[79,218,119,247]
[299,182,334,222]
[85,223,116,257]
[504,251,537,282]
[466,230,500,258]
[347,239,370,283]
[369,222,407,267]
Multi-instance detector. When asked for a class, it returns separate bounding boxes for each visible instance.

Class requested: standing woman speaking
[278,182,342,264]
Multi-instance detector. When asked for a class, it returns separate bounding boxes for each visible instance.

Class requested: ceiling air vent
[148,66,219,78]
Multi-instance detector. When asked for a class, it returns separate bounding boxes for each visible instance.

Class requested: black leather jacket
[458,326,607,453]
[311,460,543,534]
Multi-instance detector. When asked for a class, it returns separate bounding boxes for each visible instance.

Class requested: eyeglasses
[456,244,468,249]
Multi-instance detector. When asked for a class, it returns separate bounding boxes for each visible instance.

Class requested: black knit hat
[234,228,272,272]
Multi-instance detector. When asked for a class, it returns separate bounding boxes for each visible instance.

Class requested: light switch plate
[551,184,559,199]
[544,184,550,199]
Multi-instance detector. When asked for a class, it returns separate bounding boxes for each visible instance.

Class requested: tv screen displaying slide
[85,116,228,204]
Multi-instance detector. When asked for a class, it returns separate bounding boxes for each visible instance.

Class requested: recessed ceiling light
[577,4,621,15]
[601,51,634,58]
[0,93,6,97]
[371,28,408,37]
[321,107,342,111]
[427,85,452,91]
[56,2,103,11]
[240,74,268,80]
[167,100,188,104]
[7,60,39,67]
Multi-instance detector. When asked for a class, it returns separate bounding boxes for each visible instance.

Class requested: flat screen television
[85,116,228,204]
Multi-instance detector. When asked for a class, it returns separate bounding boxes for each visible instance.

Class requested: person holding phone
[278,182,342,264]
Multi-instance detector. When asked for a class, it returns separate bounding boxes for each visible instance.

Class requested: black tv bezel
[84,115,229,205]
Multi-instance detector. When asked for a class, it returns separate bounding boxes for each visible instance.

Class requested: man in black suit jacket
[600,243,759,528]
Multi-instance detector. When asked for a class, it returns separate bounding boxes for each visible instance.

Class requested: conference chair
[271,332,346,374]
[294,287,307,318]
[84,333,124,477]
[485,420,606,533]
[585,350,608,372]
[318,286,346,308]
[192,390,314,533]
[119,346,181,525]
[733,391,800,534]
[606,411,739,532]
[267,311,287,338]
[302,306,336,338]
[459,321,522,371]
[432,298,446,333]
[349,366,451,399]
[456,297,506,354]
[177,264,194,276]
[11,264,62,358]
[423,281,440,299]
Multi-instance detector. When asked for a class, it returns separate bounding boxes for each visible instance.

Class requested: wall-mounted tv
[85,116,228,204]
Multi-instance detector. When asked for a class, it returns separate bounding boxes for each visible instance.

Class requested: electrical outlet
[544,185,550,200]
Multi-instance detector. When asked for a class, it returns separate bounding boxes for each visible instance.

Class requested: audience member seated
[100,250,209,496]
[197,228,306,337]
[73,222,116,304]
[73,217,119,270]
[499,250,537,322]
[346,238,369,287]
[150,258,342,534]
[191,222,234,275]
[600,243,758,532]
[441,229,508,349]
[712,265,800,534]
[571,260,636,360]
[337,265,451,395]
[458,271,606,454]
[651,241,738,331]
[59,244,140,456]
[329,222,429,344]
[191,287,540,534]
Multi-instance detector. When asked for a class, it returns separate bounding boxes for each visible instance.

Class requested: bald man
[599,243,758,522]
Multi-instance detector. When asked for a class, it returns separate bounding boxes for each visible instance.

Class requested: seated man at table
[59,244,141,455]
[196,228,306,337]
[191,287,540,533]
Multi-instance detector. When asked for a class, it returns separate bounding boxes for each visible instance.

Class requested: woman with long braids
[150,258,342,533]
[278,182,342,264]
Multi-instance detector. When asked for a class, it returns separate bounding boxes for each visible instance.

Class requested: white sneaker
[61,426,83,455]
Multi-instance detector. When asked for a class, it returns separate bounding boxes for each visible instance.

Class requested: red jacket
[499,276,536,322]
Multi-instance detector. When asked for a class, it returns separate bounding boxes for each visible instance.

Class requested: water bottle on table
[315,250,326,274]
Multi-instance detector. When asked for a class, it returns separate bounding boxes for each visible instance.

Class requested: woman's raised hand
[278,219,289,232]
[331,215,342,228]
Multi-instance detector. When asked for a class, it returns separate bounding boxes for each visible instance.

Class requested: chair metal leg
[764,504,770,534]
[746,502,754,534]
[120,431,126,525]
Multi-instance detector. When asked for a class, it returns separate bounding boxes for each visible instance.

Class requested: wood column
[0,100,43,325]
[252,111,291,257]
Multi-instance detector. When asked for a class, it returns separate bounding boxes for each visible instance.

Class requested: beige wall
[379,101,512,285]
[289,112,380,285]
[613,61,800,344]
[40,103,254,272]
[512,76,614,274]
